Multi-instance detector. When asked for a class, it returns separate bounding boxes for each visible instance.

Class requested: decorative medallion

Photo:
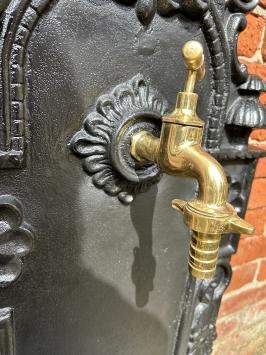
[0,195,34,287]
[70,74,168,204]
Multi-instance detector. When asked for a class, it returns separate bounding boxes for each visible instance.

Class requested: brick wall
[213,3,266,354]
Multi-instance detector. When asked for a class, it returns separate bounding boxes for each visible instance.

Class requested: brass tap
[130,41,254,280]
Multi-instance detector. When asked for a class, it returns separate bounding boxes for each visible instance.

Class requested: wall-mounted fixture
[130,41,254,280]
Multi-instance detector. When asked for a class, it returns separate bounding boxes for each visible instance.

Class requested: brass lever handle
[183,40,205,90]
[130,41,254,280]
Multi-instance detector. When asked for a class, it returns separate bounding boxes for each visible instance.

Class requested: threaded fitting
[188,232,221,280]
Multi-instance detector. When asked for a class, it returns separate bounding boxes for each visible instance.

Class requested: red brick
[231,235,266,266]
[216,317,238,337]
[219,283,266,316]
[249,142,266,151]
[261,0,266,9]
[247,178,266,210]
[240,60,266,82]
[259,92,266,106]
[245,300,266,325]
[241,208,266,237]
[255,158,266,178]
[249,144,266,152]
[263,26,266,61]
[250,129,266,142]
[257,258,266,281]
[238,14,265,57]
[249,131,266,150]
[226,262,257,293]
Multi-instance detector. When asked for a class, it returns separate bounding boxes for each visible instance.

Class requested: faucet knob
[227,215,254,235]
[182,41,205,82]
[163,40,206,127]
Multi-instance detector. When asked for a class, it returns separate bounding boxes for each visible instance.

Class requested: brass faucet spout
[130,41,254,280]
[179,145,228,207]
[131,129,228,207]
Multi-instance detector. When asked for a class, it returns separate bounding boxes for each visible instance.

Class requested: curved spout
[132,127,228,207]
[175,145,228,207]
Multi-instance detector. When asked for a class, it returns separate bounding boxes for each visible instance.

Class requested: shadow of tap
[130,185,158,308]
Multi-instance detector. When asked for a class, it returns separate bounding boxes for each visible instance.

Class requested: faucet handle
[182,41,205,92]
[164,40,206,127]
[172,198,254,235]
[227,215,254,235]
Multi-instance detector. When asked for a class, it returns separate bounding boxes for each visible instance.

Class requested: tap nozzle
[173,199,254,279]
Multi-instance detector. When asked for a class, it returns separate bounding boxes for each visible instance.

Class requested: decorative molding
[70,74,168,204]
[202,2,231,150]
[227,97,266,128]
[0,308,15,355]
[187,259,232,355]
[227,76,266,127]
[0,195,34,287]
[226,13,248,84]
[0,0,52,168]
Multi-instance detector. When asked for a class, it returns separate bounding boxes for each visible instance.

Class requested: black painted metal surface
[0,1,265,354]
